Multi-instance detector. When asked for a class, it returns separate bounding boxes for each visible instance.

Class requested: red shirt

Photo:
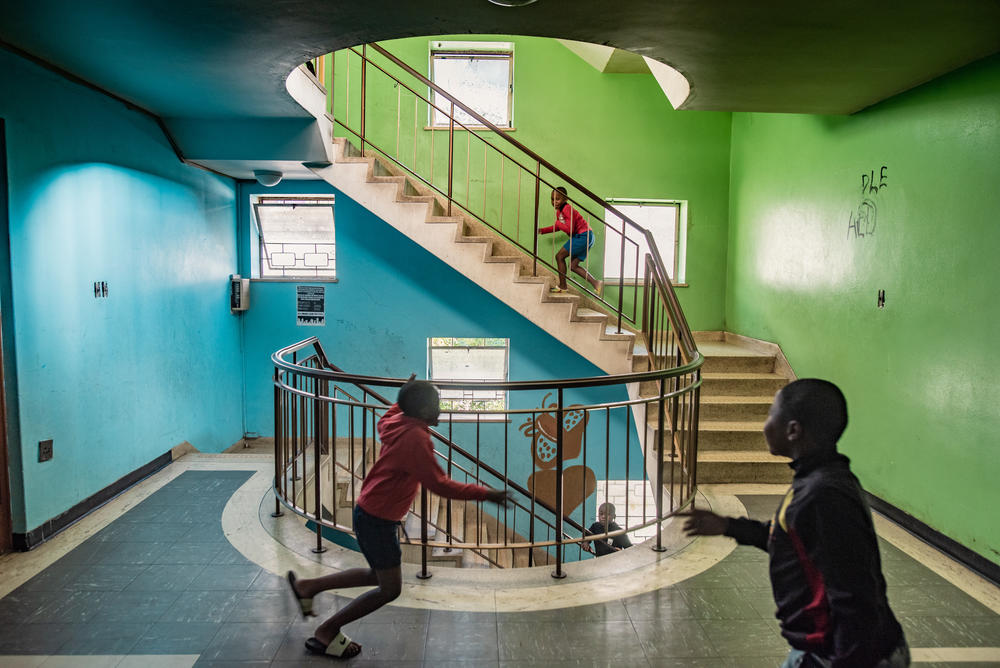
[539,203,590,236]
[357,403,489,521]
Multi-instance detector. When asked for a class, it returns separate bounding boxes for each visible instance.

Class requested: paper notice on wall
[296,285,325,326]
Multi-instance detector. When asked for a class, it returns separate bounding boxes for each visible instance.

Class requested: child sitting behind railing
[584,502,633,556]
[287,378,508,659]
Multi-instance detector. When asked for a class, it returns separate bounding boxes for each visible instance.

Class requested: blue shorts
[563,230,594,260]
[353,505,402,570]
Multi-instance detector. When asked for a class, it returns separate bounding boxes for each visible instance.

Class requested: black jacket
[726,451,903,667]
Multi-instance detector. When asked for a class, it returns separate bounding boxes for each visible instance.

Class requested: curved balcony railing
[272,337,702,578]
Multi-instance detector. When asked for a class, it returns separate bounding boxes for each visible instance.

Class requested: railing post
[552,388,566,579]
[417,487,432,579]
[447,102,455,216]
[617,219,627,332]
[360,44,367,157]
[653,378,667,552]
[312,385,326,554]
[532,161,541,277]
[272,371,283,518]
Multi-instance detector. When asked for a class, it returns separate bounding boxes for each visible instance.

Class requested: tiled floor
[0,468,998,667]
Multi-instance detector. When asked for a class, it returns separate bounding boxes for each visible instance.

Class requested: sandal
[549,286,568,293]
[286,570,316,618]
[306,632,362,659]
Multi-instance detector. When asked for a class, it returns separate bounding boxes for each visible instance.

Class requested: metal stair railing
[322,43,698,363]
[272,337,702,578]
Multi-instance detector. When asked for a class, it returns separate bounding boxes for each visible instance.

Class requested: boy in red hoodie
[287,379,507,659]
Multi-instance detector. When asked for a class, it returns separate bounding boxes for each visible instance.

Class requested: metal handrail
[329,43,699,361]
[272,337,702,576]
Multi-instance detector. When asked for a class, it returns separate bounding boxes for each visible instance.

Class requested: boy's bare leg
[555,248,570,288]
[306,566,402,647]
[570,258,601,290]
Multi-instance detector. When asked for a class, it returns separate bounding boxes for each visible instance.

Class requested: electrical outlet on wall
[38,439,53,462]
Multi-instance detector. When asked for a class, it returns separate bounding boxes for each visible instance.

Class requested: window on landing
[603,200,686,284]
[427,337,509,420]
[252,195,336,280]
[429,41,513,129]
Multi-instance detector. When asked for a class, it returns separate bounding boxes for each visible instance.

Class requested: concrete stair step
[696,421,768,451]
[701,354,775,374]
[694,451,792,484]
[699,395,773,420]
[702,372,786,396]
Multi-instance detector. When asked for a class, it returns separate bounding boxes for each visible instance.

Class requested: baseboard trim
[867,492,1000,586]
[12,450,173,551]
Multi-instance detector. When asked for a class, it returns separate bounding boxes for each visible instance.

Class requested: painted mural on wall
[847,166,888,239]
[518,393,596,517]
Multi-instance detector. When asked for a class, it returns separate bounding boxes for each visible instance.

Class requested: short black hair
[777,378,848,443]
[398,380,439,418]
[554,186,568,196]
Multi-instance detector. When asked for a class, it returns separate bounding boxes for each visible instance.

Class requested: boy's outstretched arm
[679,508,770,551]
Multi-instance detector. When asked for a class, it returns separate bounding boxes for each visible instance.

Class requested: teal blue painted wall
[237,180,642,534]
[0,50,243,533]
[726,56,1000,565]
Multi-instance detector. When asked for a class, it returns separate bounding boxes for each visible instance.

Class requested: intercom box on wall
[230,275,250,312]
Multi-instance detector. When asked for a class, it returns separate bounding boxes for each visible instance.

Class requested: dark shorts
[562,230,594,260]
[353,505,402,570]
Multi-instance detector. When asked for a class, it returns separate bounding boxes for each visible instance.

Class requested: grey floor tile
[56,621,149,655]
[227,590,301,623]
[92,541,166,566]
[180,523,227,543]
[623,587,697,621]
[117,502,167,523]
[0,588,60,625]
[50,539,112,565]
[0,622,72,654]
[632,618,718,659]
[64,563,146,591]
[362,603,430,624]
[428,609,497,625]
[344,622,428,662]
[18,561,84,591]
[124,564,207,592]
[187,564,262,591]
[25,590,117,624]
[198,621,290,661]
[501,661,648,668]
[248,569,287,589]
[740,586,778,619]
[136,620,223,653]
[900,615,1000,646]
[680,587,762,620]
[700,618,789,657]
[154,542,226,565]
[430,661,500,668]
[160,589,245,623]
[193,662,271,668]
[91,589,181,623]
[672,565,744,590]
[498,621,644,663]
[107,522,193,543]
[425,620,498,662]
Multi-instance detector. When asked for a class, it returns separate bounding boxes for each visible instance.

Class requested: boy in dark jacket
[287,379,507,659]
[681,379,909,668]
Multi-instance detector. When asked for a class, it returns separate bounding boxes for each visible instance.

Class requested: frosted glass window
[603,202,681,281]
[253,196,336,279]
[428,337,509,417]
[430,45,513,128]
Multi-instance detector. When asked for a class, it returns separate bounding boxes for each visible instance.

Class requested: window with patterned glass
[252,195,336,279]
[427,337,509,418]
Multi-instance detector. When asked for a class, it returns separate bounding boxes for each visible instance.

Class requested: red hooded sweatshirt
[357,403,489,521]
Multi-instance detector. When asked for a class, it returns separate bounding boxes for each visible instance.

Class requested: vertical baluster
[447,102,454,216]
[654,378,667,552]
[360,45,366,156]
[552,388,566,579]
[313,384,326,554]
[418,487,431,579]
[272,371,283,517]
[532,162,541,276]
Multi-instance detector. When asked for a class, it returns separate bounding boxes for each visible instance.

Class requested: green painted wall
[331,36,732,331]
[727,55,1000,565]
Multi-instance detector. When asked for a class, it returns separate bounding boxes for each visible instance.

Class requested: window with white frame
[429,41,513,128]
[428,337,509,418]
[252,195,336,279]
[603,200,685,283]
